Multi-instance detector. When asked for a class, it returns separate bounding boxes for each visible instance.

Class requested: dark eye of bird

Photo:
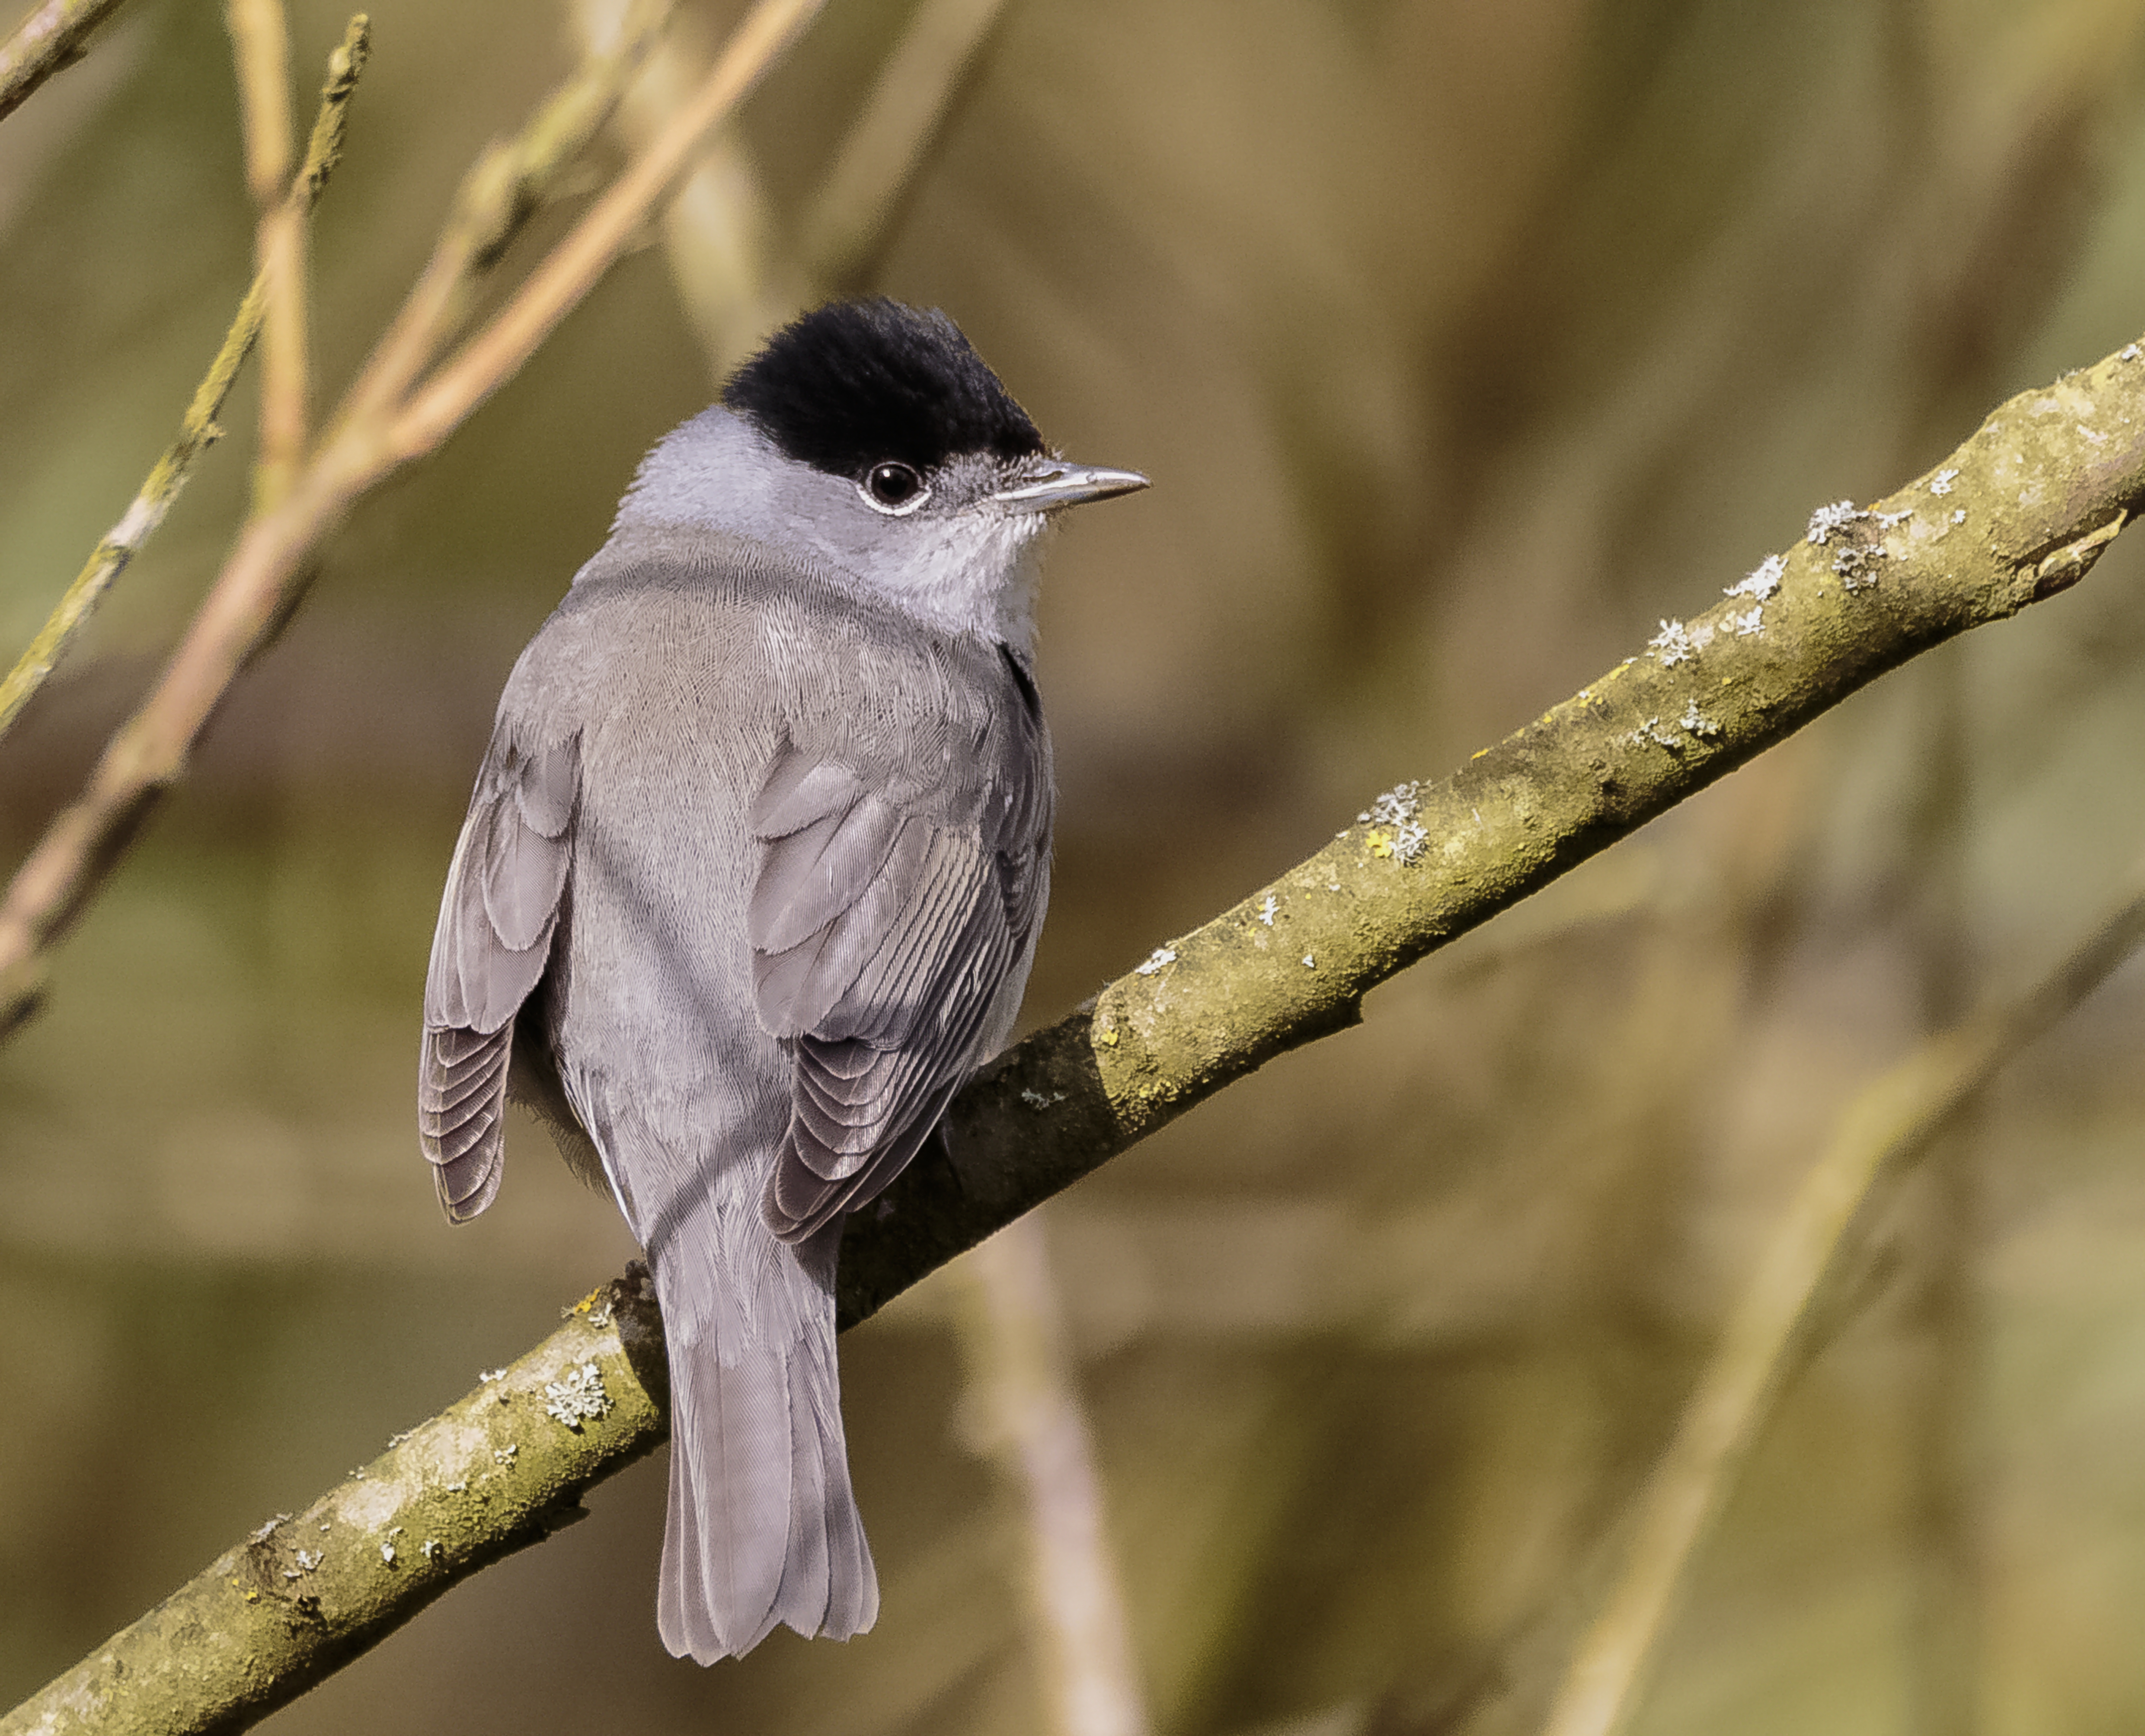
[866,461,923,507]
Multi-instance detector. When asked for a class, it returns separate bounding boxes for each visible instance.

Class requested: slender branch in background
[799,0,1011,287]
[570,0,802,375]
[0,15,368,750]
[955,1217,1153,1736]
[226,0,308,508]
[0,0,127,125]
[15,340,2145,1736]
[1535,863,2145,1736]
[0,0,820,1037]
[1902,647,1984,1736]
[386,0,823,459]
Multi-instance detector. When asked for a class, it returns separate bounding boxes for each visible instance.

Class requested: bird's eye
[861,461,927,513]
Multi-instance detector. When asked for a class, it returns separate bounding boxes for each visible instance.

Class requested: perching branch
[0,0,129,125]
[0,0,822,1036]
[0,16,368,748]
[1535,858,2145,1736]
[11,338,2145,1736]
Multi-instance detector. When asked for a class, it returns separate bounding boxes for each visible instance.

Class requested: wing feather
[419,731,580,1224]
[747,702,1049,1244]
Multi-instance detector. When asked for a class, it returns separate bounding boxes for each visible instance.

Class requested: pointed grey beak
[992,459,1150,513]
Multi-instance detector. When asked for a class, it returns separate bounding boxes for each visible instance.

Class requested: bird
[416,297,1147,1662]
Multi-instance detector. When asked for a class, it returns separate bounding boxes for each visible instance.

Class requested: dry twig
[0,15,368,748]
[956,1218,1153,1736]
[0,0,824,1034]
[0,0,128,125]
[225,0,307,507]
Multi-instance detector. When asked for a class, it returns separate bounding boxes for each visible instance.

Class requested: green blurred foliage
[6,0,2145,1732]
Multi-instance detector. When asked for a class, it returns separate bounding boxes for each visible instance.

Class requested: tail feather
[651,1221,878,1663]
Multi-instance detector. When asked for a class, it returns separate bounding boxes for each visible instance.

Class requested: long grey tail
[650,1213,878,1662]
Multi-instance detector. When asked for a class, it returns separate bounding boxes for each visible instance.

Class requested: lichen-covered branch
[12,342,2145,1736]
[0,1274,671,1736]
[0,0,811,1037]
[0,16,368,749]
[1536,861,2145,1736]
[834,343,2145,1325]
[0,0,128,125]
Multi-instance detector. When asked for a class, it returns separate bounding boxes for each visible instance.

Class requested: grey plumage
[416,301,1142,1664]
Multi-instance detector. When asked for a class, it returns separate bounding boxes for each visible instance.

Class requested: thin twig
[569,0,801,375]
[1536,865,2145,1736]
[386,0,825,460]
[0,0,821,1033]
[799,0,1011,286]
[0,0,128,125]
[956,1218,1153,1736]
[0,15,368,750]
[226,0,307,508]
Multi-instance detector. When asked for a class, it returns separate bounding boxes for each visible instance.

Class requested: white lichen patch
[1833,543,1883,590]
[1875,508,1912,528]
[380,1542,397,1565]
[493,1445,518,1465]
[478,1368,506,1384]
[1929,468,1959,496]
[1257,895,1278,927]
[422,1539,441,1560]
[1301,954,1316,969]
[1679,700,1722,738]
[2122,343,2141,361]
[1726,606,1764,637]
[1807,500,1867,543]
[1020,1088,1066,1109]
[1726,554,1784,601]
[1134,946,1177,976]
[543,1362,613,1431]
[1952,508,1966,524]
[1629,716,1682,751]
[1365,782,1421,827]
[1650,619,1697,666]
[1392,820,1428,862]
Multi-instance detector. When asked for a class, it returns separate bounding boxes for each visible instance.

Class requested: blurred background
[6,0,2145,1731]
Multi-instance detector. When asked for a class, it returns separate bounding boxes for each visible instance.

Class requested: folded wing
[748,726,1049,1243]
[418,731,580,1221]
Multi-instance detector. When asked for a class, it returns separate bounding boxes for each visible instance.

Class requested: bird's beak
[991,458,1150,513]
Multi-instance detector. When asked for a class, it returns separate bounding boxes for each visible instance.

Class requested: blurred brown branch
[1537,857,2145,1736]
[0,0,825,1036]
[0,14,368,749]
[956,1218,1153,1736]
[225,0,307,508]
[13,336,2145,1735]
[799,0,1011,287]
[0,0,127,125]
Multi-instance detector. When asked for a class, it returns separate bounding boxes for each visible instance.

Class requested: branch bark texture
[9,339,2145,1736]
[0,0,128,125]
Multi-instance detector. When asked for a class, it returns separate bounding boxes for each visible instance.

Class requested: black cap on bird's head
[722,299,1045,483]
